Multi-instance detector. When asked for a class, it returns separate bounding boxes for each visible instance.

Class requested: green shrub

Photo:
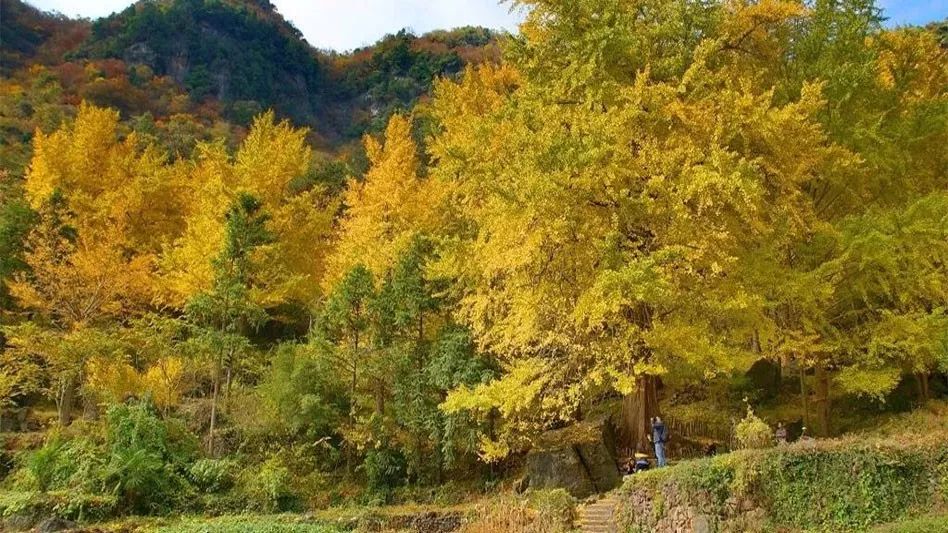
[684,454,738,507]
[363,447,406,496]
[105,401,197,465]
[190,459,238,493]
[6,402,202,519]
[872,512,948,533]
[0,490,117,524]
[257,344,347,440]
[735,407,773,450]
[153,514,343,532]
[22,438,68,492]
[757,445,932,530]
[17,436,102,493]
[527,488,576,529]
[0,490,39,519]
[102,401,195,514]
[102,445,179,514]
[619,437,948,532]
[49,491,119,523]
[238,457,299,512]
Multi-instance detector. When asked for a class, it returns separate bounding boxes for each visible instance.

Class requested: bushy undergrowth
[3,402,199,516]
[238,456,299,513]
[619,418,948,532]
[757,444,933,528]
[871,512,948,533]
[734,407,773,450]
[190,459,238,493]
[0,489,118,524]
[0,400,307,528]
[363,446,407,498]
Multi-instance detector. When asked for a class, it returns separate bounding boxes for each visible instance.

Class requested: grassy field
[871,513,948,533]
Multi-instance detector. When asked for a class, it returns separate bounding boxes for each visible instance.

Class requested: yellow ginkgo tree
[323,113,442,288]
[433,0,855,456]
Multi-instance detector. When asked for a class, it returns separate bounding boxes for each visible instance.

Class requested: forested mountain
[0,0,500,145]
[0,0,87,74]
[81,0,328,123]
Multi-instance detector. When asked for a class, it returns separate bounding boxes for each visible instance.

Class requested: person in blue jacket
[650,416,669,467]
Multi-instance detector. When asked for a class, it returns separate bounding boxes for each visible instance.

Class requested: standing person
[775,422,788,445]
[650,416,669,467]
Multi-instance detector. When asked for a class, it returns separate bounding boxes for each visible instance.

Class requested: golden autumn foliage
[324,113,442,287]
[4,103,339,423]
[160,111,336,307]
[0,0,944,475]
[436,0,947,454]
[86,355,188,411]
[12,103,175,324]
[11,189,154,328]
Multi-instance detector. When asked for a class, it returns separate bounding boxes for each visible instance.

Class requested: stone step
[579,496,619,533]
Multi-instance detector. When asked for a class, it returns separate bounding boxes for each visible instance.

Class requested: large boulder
[525,418,622,498]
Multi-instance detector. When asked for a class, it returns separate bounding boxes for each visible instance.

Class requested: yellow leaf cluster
[160,112,336,306]
[324,114,442,288]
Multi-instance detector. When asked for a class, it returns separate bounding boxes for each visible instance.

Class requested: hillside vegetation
[0,0,946,531]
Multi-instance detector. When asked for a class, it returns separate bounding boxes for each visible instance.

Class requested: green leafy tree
[186,192,272,453]
[0,171,36,310]
[257,342,348,440]
[315,264,375,471]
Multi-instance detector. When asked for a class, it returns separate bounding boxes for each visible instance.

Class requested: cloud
[27,0,133,19]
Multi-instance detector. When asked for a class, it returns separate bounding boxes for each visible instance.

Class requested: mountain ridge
[1,0,504,147]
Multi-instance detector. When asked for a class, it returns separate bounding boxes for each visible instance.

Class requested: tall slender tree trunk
[916,372,930,403]
[375,381,385,413]
[346,332,359,475]
[814,365,831,437]
[57,378,75,426]
[799,363,808,429]
[207,354,221,456]
[224,365,233,412]
[621,376,660,453]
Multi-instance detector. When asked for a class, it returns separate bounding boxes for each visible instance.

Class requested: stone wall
[614,480,767,533]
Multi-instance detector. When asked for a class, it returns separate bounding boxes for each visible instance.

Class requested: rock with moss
[526,418,621,498]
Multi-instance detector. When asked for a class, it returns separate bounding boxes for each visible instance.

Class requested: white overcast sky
[24,0,948,52]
